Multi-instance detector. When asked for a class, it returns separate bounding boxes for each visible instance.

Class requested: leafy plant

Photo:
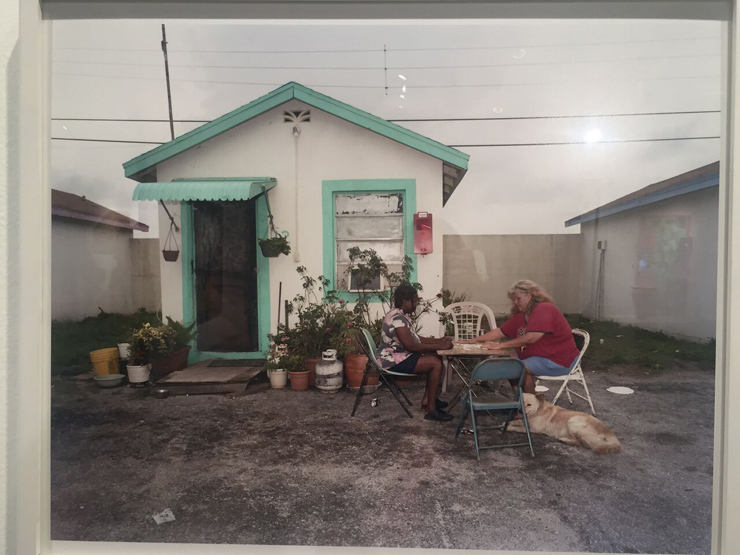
[343,247,445,341]
[281,354,307,373]
[258,234,291,256]
[438,289,469,336]
[165,316,197,350]
[285,267,361,359]
[127,323,177,366]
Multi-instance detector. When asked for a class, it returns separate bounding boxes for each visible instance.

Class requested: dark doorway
[193,201,258,352]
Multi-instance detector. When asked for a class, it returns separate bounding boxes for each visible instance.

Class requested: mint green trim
[123,82,469,181]
[255,194,271,353]
[322,179,417,303]
[133,178,276,202]
[179,197,271,361]
[180,202,197,364]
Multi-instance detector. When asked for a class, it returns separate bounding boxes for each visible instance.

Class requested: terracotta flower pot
[289,370,310,391]
[150,346,191,382]
[345,354,378,389]
[305,358,319,388]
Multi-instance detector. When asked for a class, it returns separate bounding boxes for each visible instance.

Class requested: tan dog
[508,393,621,454]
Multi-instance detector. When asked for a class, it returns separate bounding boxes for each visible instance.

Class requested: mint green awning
[132,178,276,202]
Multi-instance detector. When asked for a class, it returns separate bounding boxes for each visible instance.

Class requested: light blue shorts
[522,356,576,377]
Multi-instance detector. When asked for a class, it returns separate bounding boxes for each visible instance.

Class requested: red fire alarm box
[414,212,433,254]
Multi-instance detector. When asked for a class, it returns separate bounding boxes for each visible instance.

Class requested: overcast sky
[51,19,722,237]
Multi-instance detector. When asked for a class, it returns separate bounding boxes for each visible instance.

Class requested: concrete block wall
[443,234,582,317]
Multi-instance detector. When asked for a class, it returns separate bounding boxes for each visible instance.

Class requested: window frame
[322,179,418,302]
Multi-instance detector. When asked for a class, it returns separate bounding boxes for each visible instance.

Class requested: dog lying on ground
[508,393,621,454]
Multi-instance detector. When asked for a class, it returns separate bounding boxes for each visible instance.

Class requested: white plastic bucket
[268,369,288,389]
[117,343,131,359]
[127,364,150,384]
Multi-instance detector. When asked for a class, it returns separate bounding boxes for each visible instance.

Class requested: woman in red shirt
[460,280,579,394]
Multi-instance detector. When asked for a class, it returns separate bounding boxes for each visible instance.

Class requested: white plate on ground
[607,386,634,395]
[534,385,549,393]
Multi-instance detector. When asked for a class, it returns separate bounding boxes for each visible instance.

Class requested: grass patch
[52,310,160,376]
[565,314,715,371]
[496,313,716,371]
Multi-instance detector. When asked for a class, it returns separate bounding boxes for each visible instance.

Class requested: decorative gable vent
[284,110,311,123]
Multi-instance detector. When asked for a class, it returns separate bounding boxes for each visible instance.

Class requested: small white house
[566,161,719,341]
[124,82,469,362]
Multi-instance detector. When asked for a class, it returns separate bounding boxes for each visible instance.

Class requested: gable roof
[565,161,719,227]
[122,82,469,203]
[52,189,149,232]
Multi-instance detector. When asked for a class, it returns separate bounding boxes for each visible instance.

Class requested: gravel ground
[51,362,714,554]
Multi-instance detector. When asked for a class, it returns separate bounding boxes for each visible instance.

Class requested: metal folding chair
[537,329,595,415]
[455,358,535,459]
[351,328,420,418]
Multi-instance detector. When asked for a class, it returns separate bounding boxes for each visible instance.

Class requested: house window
[334,192,404,291]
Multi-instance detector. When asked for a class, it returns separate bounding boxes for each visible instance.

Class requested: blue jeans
[522,355,576,377]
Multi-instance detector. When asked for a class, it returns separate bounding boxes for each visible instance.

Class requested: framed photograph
[3,2,739,555]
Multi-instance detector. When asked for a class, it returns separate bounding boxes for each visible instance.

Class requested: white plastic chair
[537,328,595,415]
[441,302,498,393]
[443,302,497,340]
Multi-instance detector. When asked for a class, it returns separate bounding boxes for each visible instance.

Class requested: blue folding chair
[454,358,535,459]
[351,329,420,418]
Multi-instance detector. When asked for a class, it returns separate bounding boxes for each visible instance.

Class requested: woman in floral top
[377,284,454,422]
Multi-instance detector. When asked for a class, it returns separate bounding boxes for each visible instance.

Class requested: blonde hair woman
[459,280,579,394]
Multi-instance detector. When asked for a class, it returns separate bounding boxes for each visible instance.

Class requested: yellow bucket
[90,348,120,375]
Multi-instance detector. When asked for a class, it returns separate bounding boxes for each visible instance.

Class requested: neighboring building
[124,82,470,361]
[566,162,719,341]
[52,189,160,320]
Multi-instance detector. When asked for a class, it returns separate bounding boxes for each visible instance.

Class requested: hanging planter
[259,233,291,258]
[258,190,291,258]
[162,221,180,262]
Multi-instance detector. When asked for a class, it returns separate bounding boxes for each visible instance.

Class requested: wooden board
[157,360,263,385]
[163,384,247,396]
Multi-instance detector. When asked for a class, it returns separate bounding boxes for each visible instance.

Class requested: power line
[51,110,721,125]
[51,52,720,72]
[52,35,719,55]
[52,135,721,147]
[449,136,720,147]
[52,72,720,89]
[51,137,165,145]
[53,118,211,123]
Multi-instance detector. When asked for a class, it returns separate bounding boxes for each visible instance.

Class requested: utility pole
[161,24,175,141]
[159,23,178,231]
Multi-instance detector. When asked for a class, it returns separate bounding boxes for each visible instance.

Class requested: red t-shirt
[500,302,579,368]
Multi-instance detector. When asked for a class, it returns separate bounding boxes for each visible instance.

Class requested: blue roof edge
[565,171,719,228]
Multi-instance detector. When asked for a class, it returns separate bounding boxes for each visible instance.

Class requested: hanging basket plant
[162,221,180,262]
[259,232,291,258]
[258,190,291,258]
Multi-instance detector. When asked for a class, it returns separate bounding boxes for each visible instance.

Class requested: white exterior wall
[580,187,719,340]
[51,218,135,320]
[155,100,445,339]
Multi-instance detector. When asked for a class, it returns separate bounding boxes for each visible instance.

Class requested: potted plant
[285,354,309,391]
[126,323,177,384]
[265,347,288,389]
[149,317,196,381]
[259,232,291,258]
